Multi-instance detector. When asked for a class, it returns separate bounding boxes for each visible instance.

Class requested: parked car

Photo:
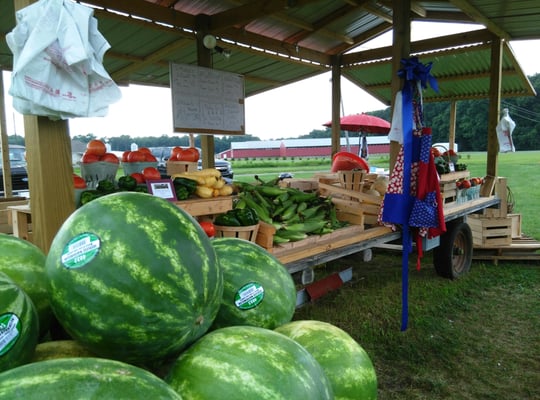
[0,144,29,193]
[198,159,234,180]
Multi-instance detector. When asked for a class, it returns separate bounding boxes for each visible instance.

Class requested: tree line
[7,74,539,153]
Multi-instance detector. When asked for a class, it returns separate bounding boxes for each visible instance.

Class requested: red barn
[219,137,390,159]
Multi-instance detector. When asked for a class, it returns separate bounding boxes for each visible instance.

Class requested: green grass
[294,254,539,399]
[230,151,540,399]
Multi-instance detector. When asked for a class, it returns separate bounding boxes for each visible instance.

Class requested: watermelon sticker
[0,313,20,356]
[234,282,264,310]
[61,232,101,269]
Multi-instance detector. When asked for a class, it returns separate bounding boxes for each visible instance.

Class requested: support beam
[486,37,503,179]
[331,57,342,158]
[448,100,457,151]
[389,0,411,173]
[0,71,14,198]
[196,15,215,170]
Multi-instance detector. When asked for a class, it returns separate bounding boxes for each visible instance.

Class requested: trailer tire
[433,220,473,279]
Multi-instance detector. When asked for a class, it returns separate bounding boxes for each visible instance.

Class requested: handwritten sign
[170,63,245,135]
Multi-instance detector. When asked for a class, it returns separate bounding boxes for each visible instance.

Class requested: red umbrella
[323,113,391,134]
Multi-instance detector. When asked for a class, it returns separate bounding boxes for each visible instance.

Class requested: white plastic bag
[496,108,516,153]
[6,0,121,119]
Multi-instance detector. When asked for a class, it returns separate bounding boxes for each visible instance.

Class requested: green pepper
[135,185,148,193]
[235,207,259,226]
[118,175,138,191]
[173,177,198,195]
[96,179,116,193]
[80,190,101,205]
[214,212,241,226]
[175,186,190,200]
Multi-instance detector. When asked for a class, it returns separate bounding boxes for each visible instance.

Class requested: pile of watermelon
[0,192,377,399]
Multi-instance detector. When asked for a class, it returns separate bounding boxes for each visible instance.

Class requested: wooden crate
[174,196,233,217]
[278,178,318,192]
[0,197,29,234]
[256,223,393,265]
[439,171,469,206]
[317,182,382,226]
[166,161,197,175]
[467,214,512,247]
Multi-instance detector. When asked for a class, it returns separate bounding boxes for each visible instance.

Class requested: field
[231,151,540,399]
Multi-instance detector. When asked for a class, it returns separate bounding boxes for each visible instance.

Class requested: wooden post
[331,56,342,158]
[0,71,14,198]
[196,15,215,170]
[486,36,503,178]
[13,0,75,252]
[448,100,457,151]
[389,0,411,173]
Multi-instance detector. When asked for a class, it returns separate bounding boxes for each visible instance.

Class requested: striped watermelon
[165,325,334,399]
[0,271,39,373]
[0,357,182,399]
[275,320,378,400]
[45,192,223,365]
[31,340,97,362]
[0,234,51,338]
[211,237,296,330]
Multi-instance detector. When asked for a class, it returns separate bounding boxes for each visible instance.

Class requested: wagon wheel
[433,219,473,279]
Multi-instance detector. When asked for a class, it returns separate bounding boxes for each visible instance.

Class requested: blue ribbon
[398,56,439,93]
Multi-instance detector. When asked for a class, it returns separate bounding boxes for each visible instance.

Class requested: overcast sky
[3,22,539,142]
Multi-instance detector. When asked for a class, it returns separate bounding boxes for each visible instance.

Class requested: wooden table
[7,204,32,242]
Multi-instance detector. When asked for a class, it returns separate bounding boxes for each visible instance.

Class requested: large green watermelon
[0,357,182,399]
[211,237,296,330]
[0,233,51,338]
[45,192,223,366]
[0,271,39,373]
[275,320,378,400]
[165,325,334,399]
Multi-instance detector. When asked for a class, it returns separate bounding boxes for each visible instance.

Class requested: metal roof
[1,1,540,100]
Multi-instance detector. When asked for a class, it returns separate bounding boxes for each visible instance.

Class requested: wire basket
[80,162,119,189]
[432,144,458,164]
[507,186,515,213]
[214,224,260,242]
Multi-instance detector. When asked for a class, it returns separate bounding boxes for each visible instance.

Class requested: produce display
[235,176,347,244]
[0,357,182,399]
[0,271,39,373]
[0,234,51,338]
[171,168,233,199]
[276,320,378,400]
[165,325,334,399]
[2,166,379,397]
[211,238,296,330]
[45,192,223,365]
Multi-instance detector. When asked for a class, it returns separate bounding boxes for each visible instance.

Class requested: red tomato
[199,221,216,238]
[177,148,199,162]
[130,172,145,184]
[185,147,200,162]
[81,152,100,163]
[144,153,158,162]
[100,152,119,164]
[142,167,161,181]
[170,146,183,159]
[121,151,131,162]
[86,140,107,156]
[138,147,152,155]
[73,175,87,189]
[461,179,472,189]
[127,150,146,162]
